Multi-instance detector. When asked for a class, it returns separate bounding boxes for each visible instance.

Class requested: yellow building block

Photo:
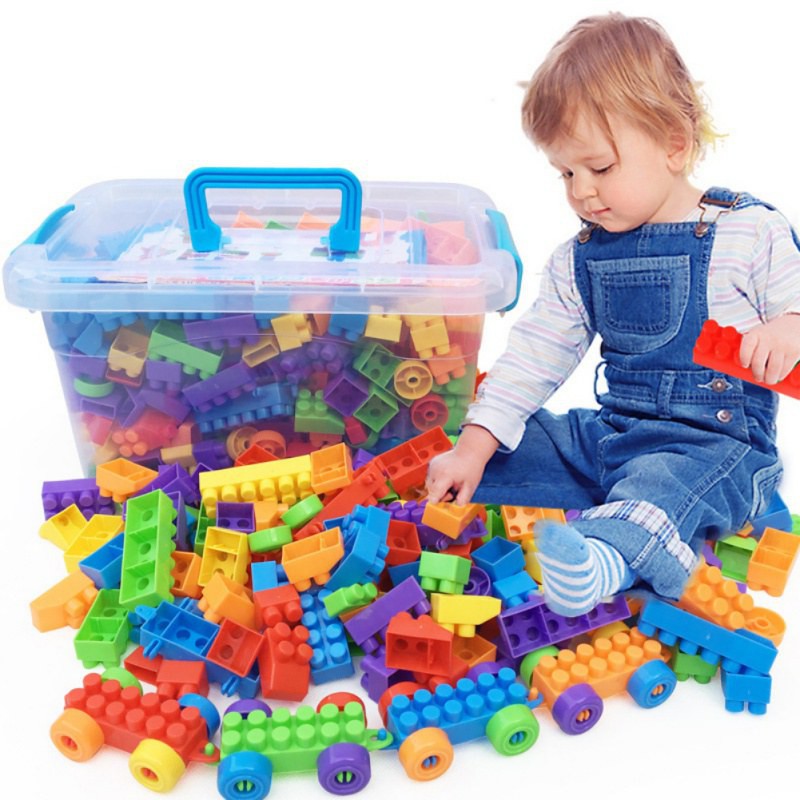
[430,593,502,637]
[242,333,281,366]
[30,571,98,632]
[270,313,313,351]
[365,312,403,343]
[501,506,566,543]
[63,514,124,573]
[199,454,313,514]
[108,325,150,378]
[160,443,196,472]
[281,527,344,592]
[403,315,450,359]
[521,538,542,584]
[39,505,87,551]
[198,527,251,586]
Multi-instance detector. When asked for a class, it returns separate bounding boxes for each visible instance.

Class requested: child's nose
[571,172,597,201]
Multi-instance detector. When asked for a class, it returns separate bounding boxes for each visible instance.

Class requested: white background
[1,1,799,799]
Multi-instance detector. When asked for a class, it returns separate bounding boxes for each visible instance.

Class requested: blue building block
[326,506,390,591]
[194,383,293,434]
[492,571,538,608]
[721,666,771,715]
[638,599,778,675]
[472,537,525,581]
[79,533,125,589]
[387,560,420,587]
[137,600,218,660]
[300,590,355,684]
[751,491,792,537]
[251,561,279,592]
[385,667,540,748]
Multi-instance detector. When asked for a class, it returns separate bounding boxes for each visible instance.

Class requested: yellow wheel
[129,739,186,793]
[398,728,453,781]
[50,708,105,762]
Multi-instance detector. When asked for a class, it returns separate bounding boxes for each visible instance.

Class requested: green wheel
[485,704,540,756]
[100,667,143,693]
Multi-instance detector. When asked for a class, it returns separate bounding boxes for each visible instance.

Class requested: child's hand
[740,314,800,384]
[425,425,500,505]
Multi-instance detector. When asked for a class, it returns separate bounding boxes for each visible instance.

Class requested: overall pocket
[749,459,784,521]
[587,255,691,354]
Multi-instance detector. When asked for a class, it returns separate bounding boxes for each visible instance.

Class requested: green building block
[249,525,293,554]
[352,342,401,388]
[295,389,345,435]
[353,384,399,433]
[418,551,471,594]
[194,503,211,556]
[148,319,223,378]
[119,490,176,610]
[714,534,757,583]
[281,494,324,529]
[74,589,130,669]
[431,365,477,397]
[220,703,392,775]
[441,394,471,435]
[671,650,719,684]
[792,514,800,535]
[484,508,506,542]
[323,583,378,618]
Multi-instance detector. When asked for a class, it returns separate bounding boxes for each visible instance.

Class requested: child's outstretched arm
[740,314,800,384]
[425,424,500,505]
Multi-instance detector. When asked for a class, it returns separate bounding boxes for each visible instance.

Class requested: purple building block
[216,502,256,533]
[183,314,260,350]
[344,576,430,654]
[306,339,349,376]
[497,593,632,659]
[323,370,370,417]
[192,440,233,471]
[145,359,185,395]
[183,362,258,412]
[359,651,415,703]
[138,387,192,424]
[464,565,492,596]
[41,477,115,520]
[167,491,191,551]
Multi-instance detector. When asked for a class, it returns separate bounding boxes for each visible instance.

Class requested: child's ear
[666,125,693,172]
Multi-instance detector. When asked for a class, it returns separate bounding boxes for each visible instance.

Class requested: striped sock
[534,520,634,617]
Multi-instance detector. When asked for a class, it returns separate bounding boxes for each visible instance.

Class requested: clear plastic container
[4,167,522,475]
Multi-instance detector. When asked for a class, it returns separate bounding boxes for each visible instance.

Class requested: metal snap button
[716,409,733,423]
[711,378,729,393]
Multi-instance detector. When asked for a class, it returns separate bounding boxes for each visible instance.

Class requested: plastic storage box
[4,168,522,475]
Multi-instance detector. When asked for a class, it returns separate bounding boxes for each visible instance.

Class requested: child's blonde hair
[522,13,720,169]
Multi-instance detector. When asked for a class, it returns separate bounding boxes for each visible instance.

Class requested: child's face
[543,113,691,232]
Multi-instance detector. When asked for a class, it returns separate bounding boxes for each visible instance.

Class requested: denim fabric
[473,188,790,599]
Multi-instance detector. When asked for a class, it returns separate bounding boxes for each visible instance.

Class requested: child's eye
[592,165,613,175]
[560,170,574,180]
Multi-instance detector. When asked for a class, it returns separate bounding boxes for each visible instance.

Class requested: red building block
[156,660,209,699]
[254,584,304,629]
[257,622,313,701]
[206,618,265,677]
[235,443,279,467]
[385,519,422,566]
[385,611,453,675]
[124,646,163,686]
[693,319,800,400]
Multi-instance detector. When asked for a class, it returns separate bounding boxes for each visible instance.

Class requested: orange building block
[95,458,158,503]
[678,563,754,630]
[501,506,566,543]
[197,572,257,628]
[281,527,344,592]
[422,501,480,540]
[747,527,800,596]
[451,633,497,669]
[310,443,353,494]
[171,551,203,599]
[30,571,98,632]
[425,344,467,386]
[531,628,667,708]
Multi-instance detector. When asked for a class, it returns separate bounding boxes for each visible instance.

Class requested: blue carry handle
[184,167,363,254]
[486,208,524,312]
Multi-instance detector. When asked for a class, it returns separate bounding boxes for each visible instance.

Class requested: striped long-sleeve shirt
[465,203,800,451]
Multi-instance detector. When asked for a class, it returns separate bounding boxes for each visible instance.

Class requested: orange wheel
[50,708,105,762]
[398,728,453,781]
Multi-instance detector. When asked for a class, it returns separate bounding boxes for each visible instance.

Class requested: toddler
[426,13,800,616]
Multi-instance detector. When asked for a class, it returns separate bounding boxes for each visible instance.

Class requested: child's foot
[534,520,634,617]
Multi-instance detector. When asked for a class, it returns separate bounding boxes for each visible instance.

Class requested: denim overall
[473,188,787,599]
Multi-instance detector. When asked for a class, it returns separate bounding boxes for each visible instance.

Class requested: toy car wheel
[317,742,371,794]
[398,727,454,781]
[100,667,143,693]
[317,692,366,718]
[217,751,273,800]
[551,684,604,735]
[225,699,273,719]
[377,681,424,725]
[627,660,678,709]
[179,692,221,738]
[129,738,186,792]
[485,704,540,756]
[50,708,105,762]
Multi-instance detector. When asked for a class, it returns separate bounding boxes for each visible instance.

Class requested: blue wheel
[179,693,221,738]
[627,660,678,709]
[218,751,272,800]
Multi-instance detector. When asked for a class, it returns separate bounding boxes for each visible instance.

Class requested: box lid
[4,168,522,315]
